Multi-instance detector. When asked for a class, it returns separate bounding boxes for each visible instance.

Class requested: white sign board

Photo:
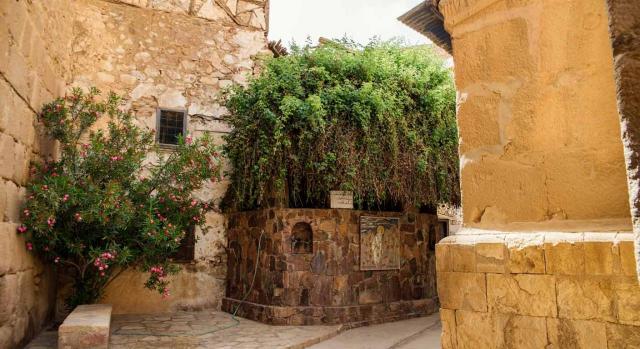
[330,191,353,209]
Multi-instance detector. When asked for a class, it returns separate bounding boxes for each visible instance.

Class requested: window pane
[158,110,185,145]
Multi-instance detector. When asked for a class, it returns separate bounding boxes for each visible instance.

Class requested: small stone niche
[291,222,313,254]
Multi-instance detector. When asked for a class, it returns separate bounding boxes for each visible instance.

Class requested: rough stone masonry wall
[0,0,268,345]
[605,0,640,280]
[223,209,441,325]
[65,0,270,314]
[0,1,75,347]
[434,0,640,347]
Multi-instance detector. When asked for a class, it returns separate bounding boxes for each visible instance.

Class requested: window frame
[156,107,188,148]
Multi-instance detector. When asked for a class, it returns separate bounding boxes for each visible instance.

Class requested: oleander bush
[223,40,459,211]
[18,88,222,308]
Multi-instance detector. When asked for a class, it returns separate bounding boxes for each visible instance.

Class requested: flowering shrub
[19,88,222,308]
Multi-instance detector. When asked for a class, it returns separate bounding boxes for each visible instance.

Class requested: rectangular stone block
[547,318,606,349]
[545,242,585,275]
[487,274,556,317]
[618,241,638,276]
[476,243,506,273]
[507,245,545,274]
[455,310,494,349]
[605,323,640,348]
[556,276,616,322]
[58,304,112,349]
[451,244,476,272]
[495,314,548,349]
[440,308,457,349]
[435,243,453,272]
[584,242,614,275]
[612,276,640,326]
[438,272,487,312]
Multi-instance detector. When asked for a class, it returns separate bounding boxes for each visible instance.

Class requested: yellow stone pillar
[436,0,640,347]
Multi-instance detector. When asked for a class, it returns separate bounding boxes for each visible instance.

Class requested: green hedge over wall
[222,41,459,211]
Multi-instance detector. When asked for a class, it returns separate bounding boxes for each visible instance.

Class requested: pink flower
[44,246,49,251]
[82,143,90,149]
[162,288,171,299]
[62,194,69,202]
[74,213,82,222]
[54,257,60,263]
[47,217,56,228]
[42,185,48,191]
[110,156,119,162]
[185,136,192,145]
[17,225,27,234]
[23,209,30,217]
[26,242,33,251]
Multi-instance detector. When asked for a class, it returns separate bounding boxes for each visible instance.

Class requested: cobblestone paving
[26,311,342,349]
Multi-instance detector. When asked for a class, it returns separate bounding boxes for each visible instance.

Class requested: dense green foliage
[20,88,221,307]
[223,41,459,211]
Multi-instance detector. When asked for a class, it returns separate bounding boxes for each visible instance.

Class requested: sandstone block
[507,245,545,273]
[545,242,585,275]
[440,308,457,349]
[4,180,22,223]
[435,243,453,272]
[495,313,548,349]
[612,277,640,326]
[455,310,494,349]
[605,323,640,348]
[451,244,476,272]
[438,272,487,312]
[556,277,616,322]
[618,241,638,276]
[58,304,112,349]
[487,274,556,317]
[0,133,16,180]
[584,242,614,275]
[546,318,606,349]
[0,222,32,275]
[476,243,506,273]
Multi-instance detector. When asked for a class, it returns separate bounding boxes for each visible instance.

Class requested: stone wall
[1,0,268,344]
[441,0,631,232]
[437,232,640,348]
[605,0,640,280]
[63,0,269,314]
[0,1,75,347]
[432,0,640,347]
[223,209,441,325]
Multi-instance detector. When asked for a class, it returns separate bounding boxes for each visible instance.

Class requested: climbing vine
[223,40,459,211]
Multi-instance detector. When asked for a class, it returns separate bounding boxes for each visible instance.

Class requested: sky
[267,0,430,47]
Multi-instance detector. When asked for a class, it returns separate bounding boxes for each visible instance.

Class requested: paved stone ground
[308,313,441,349]
[26,311,341,349]
[26,311,440,349]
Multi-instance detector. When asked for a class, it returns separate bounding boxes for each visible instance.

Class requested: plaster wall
[0,1,74,347]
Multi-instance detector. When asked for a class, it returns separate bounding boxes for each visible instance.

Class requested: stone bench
[58,304,112,349]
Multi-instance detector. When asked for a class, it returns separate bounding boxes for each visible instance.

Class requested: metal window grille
[157,109,186,145]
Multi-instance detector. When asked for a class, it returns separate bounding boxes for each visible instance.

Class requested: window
[157,108,187,145]
[438,220,449,240]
